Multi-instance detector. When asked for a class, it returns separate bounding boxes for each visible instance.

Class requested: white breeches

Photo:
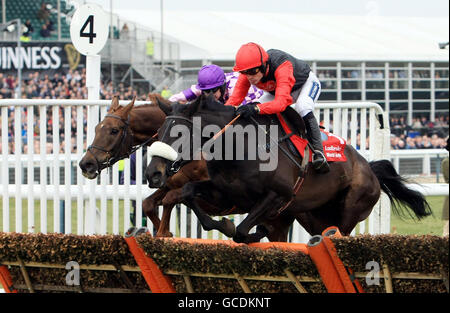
[258,71,321,118]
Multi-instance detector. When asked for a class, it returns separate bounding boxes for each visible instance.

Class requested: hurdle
[124,226,362,293]
[0,228,447,293]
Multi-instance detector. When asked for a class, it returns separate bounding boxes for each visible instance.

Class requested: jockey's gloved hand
[236,104,260,118]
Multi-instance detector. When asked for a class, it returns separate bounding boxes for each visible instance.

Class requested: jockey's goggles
[202,86,221,94]
[239,67,261,76]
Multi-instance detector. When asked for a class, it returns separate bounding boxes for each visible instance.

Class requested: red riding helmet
[233,42,269,72]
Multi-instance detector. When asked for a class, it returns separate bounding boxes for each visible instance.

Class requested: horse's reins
[212,114,241,140]
[87,114,157,173]
[157,114,242,177]
[164,113,308,173]
[248,116,309,173]
[158,112,308,217]
[158,115,199,176]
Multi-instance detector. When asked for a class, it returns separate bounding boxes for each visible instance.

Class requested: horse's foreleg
[142,188,167,231]
[181,181,236,238]
[155,188,184,237]
[240,224,270,243]
[265,213,296,242]
[233,191,280,244]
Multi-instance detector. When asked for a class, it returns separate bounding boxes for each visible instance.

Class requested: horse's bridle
[87,113,157,173]
[158,115,197,177]
[87,113,134,172]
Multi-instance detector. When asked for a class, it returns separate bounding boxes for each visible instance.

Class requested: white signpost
[70,3,109,235]
[70,3,109,99]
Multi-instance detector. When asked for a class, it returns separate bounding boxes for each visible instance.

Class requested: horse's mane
[182,93,234,116]
[148,92,171,106]
[129,93,173,111]
[201,94,235,113]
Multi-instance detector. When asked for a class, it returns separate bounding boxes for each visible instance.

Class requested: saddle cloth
[276,113,347,163]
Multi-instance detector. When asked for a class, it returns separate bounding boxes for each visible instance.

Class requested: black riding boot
[303,112,330,173]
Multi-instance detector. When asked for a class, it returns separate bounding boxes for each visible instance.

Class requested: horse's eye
[111,128,119,135]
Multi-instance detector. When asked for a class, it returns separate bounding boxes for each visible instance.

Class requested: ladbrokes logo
[64,43,81,70]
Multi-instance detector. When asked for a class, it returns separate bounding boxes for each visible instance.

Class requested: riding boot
[303,112,330,174]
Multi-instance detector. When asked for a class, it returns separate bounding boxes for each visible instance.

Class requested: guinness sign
[0,41,86,74]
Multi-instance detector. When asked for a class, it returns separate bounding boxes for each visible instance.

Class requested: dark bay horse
[78,94,209,237]
[146,94,431,243]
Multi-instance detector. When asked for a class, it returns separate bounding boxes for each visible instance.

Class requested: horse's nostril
[82,161,96,173]
[151,172,162,183]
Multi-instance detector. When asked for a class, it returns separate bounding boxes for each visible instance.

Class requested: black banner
[0,41,86,75]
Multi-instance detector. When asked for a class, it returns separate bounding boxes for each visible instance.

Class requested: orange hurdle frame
[306,226,364,293]
[124,228,176,293]
[0,265,18,293]
[125,226,362,293]
[0,226,361,294]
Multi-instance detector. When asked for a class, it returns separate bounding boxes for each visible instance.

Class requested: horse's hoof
[220,218,236,238]
[155,231,173,238]
[232,236,244,244]
[134,227,149,236]
[125,226,138,237]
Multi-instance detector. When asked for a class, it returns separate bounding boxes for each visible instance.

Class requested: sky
[72,0,449,18]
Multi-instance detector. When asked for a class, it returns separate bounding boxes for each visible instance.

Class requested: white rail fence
[391,149,448,176]
[2,99,441,242]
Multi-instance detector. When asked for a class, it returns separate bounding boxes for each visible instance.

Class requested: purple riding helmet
[196,64,226,90]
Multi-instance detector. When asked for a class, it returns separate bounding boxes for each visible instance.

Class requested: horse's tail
[369,159,432,220]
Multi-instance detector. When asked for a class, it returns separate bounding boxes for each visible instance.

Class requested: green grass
[0,198,127,234]
[389,196,446,236]
[0,196,447,236]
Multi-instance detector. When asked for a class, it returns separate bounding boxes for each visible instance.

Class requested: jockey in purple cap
[169,64,263,105]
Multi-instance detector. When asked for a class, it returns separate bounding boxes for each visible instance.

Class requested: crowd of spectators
[0,70,148,155]
[316,68,447,90]
[389,115,448,150]
[19,2,57,41]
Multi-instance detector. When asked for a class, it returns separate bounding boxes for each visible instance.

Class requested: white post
[1,107,9,232]
[430,62,435,122]
[85,54,101,234]
[407,62,413,125]
[375,111,392,234]
[86,55,101,101]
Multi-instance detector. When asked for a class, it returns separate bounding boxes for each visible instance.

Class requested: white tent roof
[117,9,449,62]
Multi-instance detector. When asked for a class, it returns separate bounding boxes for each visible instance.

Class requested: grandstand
[1,0,182,93]
[0,0,73,40]
[115,9,449,127]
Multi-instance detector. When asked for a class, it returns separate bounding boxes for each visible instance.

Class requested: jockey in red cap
[225,42,330,174]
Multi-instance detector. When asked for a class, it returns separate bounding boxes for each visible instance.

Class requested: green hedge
[0,232,147,292]
[135,234,324,293]
[0,232,447,293]
[331,234,449,293]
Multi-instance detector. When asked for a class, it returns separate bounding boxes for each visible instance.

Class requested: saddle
[276,107,347,163]
[278,107,308,159]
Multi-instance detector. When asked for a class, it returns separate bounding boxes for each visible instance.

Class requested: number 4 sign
[70,3,109,56]
[80,15,97,44]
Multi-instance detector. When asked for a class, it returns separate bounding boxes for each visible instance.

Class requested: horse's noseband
[167,159,189,177]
